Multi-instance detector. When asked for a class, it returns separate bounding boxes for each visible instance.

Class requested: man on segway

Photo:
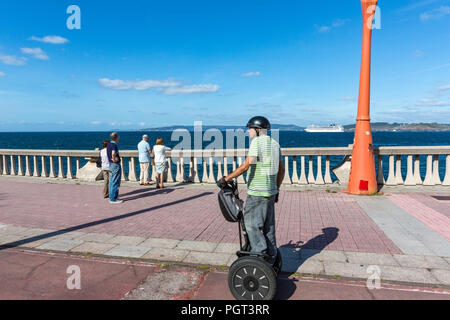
[218,116,285,264]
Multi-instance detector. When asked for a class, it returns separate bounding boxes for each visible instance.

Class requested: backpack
[217,181,243,223]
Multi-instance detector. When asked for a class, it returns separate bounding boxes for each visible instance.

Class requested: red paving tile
[0,181,401,254]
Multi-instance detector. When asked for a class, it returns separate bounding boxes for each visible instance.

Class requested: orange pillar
[346,0,378,195]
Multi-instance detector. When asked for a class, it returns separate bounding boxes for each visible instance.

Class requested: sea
[0,131,449,182]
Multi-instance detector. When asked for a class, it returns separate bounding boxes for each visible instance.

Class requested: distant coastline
[140,122,450,132]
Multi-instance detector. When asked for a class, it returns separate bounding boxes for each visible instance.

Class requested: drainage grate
[431,196,450,201]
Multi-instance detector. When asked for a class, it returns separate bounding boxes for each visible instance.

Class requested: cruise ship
[304,124,344,133]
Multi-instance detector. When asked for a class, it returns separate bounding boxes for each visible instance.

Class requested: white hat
[142,134,149,139]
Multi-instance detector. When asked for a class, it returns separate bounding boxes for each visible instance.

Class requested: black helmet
[246,116,271,130]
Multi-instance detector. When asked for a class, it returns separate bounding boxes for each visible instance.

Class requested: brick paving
[0,180,403,254]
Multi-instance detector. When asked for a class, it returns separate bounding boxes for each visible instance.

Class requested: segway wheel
[228,257,277,300]
[273,249,283,275]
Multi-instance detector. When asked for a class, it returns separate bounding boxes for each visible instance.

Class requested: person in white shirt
[153,137,171,189]
[100,140,110,198]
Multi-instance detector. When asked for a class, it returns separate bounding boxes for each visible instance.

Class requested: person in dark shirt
[107,132,123,204]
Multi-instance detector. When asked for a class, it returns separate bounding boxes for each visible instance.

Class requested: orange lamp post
[346,0,378,195]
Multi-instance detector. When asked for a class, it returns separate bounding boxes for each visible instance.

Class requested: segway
[218,179,282,300]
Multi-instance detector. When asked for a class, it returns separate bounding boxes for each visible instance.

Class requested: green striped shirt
[247,135,281,197]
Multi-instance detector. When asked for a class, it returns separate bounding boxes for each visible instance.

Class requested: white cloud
[0,54,27,66]
[29,35,69,44]
[436,84,450,92]
[99,78,220,95]
[242,71,261,77]
[420,6,450,21]
[90,121,101,125]
[315,19,349,33]
[20,48,49,60]
[0,71,5,77]
[98,78,180,90]
[163,84,220,95]
[417,98,450,107]
[340,96,355,101]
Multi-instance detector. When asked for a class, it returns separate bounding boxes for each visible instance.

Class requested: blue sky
[0,0,449,131]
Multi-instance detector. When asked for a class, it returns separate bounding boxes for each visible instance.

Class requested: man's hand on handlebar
[217,177,228,189]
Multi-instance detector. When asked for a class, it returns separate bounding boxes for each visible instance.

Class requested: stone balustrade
[0,146,449,187]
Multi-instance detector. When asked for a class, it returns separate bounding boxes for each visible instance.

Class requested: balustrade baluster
[67,156,74,179]
[307,156,315,184]
[237,156,246,184]
[49,156,56,178]
[324,155,333,184]
[291,156,299,184]
[315,156,325,185]
[376,155,385,185]
[217,157,223,180]
[299,156,308,184]
[33,156,40,177]
[17,155,24,176]
[58,156,65,178]
[128,157,137,181]
[385,155,396,185]
[423,155,434,186]
[41,156,48,177]
[414,155,422,185]
[208,156,216,183]
[395,155,404,185]
[432,154,441,185]
[443,155,450,186]
[282,156,292,184]
[404,155,416,186]
[10,155,17,175]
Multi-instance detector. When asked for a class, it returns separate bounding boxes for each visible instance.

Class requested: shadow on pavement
[0,191,213,250]
[120,188,175,201]
[276,227,340,299]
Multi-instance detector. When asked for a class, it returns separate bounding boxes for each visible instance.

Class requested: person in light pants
[138,134,152,185]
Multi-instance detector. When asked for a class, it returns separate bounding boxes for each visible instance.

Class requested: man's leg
[144,163,149,184]
[103,170,109,198]
[115,165,121,199]
[243,195,269,255]
[109,164,120,201]
[139,163,144,184]
[263,195,277,261]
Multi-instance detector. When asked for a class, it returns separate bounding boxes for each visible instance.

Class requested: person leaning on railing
[100,140,110,199]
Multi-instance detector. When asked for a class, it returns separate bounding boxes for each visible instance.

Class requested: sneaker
[109,200,124,204]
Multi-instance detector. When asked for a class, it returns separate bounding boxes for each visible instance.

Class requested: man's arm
[276,160,285,191]
[224,156,255,181]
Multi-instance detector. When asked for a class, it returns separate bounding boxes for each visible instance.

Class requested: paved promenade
[0,178,449,289]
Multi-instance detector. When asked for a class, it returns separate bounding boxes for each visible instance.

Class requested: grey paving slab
[76,233,116,243]
[0,234,26,245]
[18,228,55,237]
[139,238,180,249]
[301,249,348,263]
[19,237,54,248]
[227,255,238,267]
[104,245,150,258]
[379,265,440,285]
[296,259,324,275]
[36,239,84,252]
[183,251,232,266]
[52,231,87,240]
[107,235,146,246]
[430,269,450,286]
[0,226,29,235]
[344,251,399,267]
[142,248,189,262]
[354,196,450,257]
[392,254,450,269]
[176,240,218,253]
[323,261,369,279]
[214,243,241,254]
[446,257,450,265]
[70,242,117,254]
